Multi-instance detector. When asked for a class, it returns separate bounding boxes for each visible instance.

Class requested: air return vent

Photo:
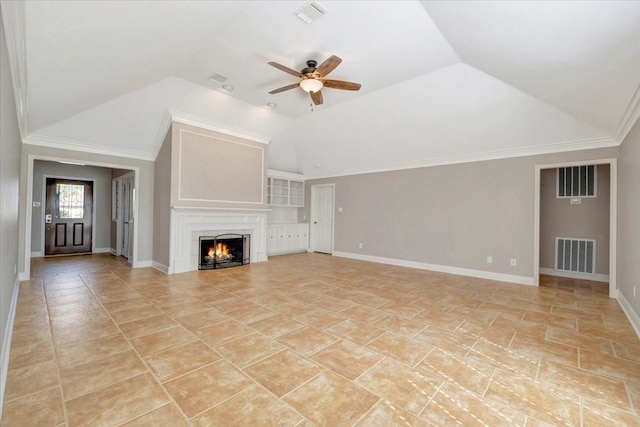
[556,238,595,274]
[296,2,326,24]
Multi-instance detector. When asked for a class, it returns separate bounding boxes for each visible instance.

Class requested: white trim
[30,251,43,257]
[267,169,306,180]
[23,135,155,161]
[152,261,169,274]
[93,247,111,254]
[617,291,640,340]
[22,154,141,280]
[539,268,609,283]
[310,184,335,254]
[136,260,153,268]
[305,137,620,180]
[150,109,174,160]
[614,83,640,143]
[0,279,20,419]
[334,251,535,286]
[110,248,117,256]
[176,129,266,205]
[169,110,271,145]
[533,158,617,298]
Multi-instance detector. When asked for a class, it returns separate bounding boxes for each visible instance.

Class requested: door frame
[533,158,617,298]
[22,154,141,280]
[310,183,335,254]
[116,172,135,262]
[40,175,96,256]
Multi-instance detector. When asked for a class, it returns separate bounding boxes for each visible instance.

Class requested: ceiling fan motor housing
[301,60,318,75]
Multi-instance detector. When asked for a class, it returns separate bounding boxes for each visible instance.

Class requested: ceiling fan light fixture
[299,78,323,93]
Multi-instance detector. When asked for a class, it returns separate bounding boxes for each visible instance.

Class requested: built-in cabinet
[267,176,304,207]
[267,223,309,255]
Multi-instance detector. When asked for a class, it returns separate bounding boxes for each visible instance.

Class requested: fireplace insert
[198,233,250,270]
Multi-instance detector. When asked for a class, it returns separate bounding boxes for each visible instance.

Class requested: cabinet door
[297,224,309,250]
[289,180,304,207]
[283,225,295,251]
[275,225,288,252]
[267,225,277,254]
[270,178,289,206]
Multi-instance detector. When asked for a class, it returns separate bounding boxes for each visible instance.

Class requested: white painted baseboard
[617,291,640,340]
[93,247,111,254]
[539,268,609,283]
[0,279,20,420]
[30,251,43,258]
[110,248,117,256]
[152,261,169,274]
[135,260,153,268]
[332,251,535,286]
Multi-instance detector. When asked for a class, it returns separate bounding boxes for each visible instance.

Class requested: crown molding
[168,109,271,145]
[614,82,640,143]
[1,0,29,137]
[22,134,155,161]
[304,136,620,180]
[150,109,174,160]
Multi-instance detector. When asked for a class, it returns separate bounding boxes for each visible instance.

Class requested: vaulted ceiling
[2,1,639,177]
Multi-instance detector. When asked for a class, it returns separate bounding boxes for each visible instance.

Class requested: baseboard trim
[93,247,111,254]
[617,290,640,340]
[30,251,43,258]
[0,279,20,419]
[152,261,169,274]
[135,260,153,268]
[333,251,535,286]
[539,268,609,283]
[110,249,117,256]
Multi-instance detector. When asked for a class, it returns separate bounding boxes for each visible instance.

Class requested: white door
[121,174,135,261]
[311,184,334,254]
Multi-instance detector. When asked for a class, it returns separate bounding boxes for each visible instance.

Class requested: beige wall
[0,11,22,382]
[19,145,155,273]
[540,165,610,275]
[153,129,172,267]
[170,122,267,209]
[30,160,113,253]
[303,147,619,279]
[618,118,640,320]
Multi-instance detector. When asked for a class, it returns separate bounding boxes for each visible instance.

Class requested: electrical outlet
[486,256,493,264]
[358,243,363,249]
[510,258,517,267]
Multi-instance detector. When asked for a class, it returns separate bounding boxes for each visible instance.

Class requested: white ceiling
[2,0,639,177]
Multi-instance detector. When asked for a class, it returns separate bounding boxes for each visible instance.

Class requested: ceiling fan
[268,55,361,105]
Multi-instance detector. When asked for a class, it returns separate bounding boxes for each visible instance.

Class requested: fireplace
[199,234,250,270]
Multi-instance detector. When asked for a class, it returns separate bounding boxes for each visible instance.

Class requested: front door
[45,178,93,255]
[311,184,334,254]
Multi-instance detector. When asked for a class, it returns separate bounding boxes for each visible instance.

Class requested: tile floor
[2,253,640,426]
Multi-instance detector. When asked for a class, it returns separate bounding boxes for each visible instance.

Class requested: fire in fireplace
[199,234,250,270]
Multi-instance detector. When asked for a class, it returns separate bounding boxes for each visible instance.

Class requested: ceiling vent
[207,73,228,84]
[295,2,326,24]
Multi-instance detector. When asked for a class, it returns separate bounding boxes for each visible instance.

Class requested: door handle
[314,221,317,224]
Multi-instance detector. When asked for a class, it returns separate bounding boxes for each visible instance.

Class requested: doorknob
[314,221,317,224]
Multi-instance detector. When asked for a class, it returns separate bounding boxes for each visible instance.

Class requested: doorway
[115,173,135,261]
[310,184,335,254]
[44,178,93,255]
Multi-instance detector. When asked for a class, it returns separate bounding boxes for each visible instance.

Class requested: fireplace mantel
[168,207,268,274]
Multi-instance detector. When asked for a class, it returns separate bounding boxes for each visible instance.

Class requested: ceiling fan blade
[268,62,303,78]
[316,55,342,77]
[310,90,323,105]
[268,83,300,94]
[321,79,361,91]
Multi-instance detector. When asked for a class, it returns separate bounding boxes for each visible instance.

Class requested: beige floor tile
[582,399,640,427]
[101,296,149,313]
[193,319,254,346]
[277,326,340,356]
[174,308,227,331]
[3,359,59,403]
[248,313,305,337]
[356,357,440,415]
[149,293,202,308]
[7,339,55,371]
[192,385,302,426]
[537,359,631,411]
[485,369,581,426]
[367,332,430,367]
[120,403,189,426]
[216,332,285,367]
[129,326,197,356]
[118,314,177,338]
[354,400,433,427]
[283,371,379,427]
[311,340,383,380]
[109,304,164,324]
[612,340,640,363]
[419,348,495,395]
[524,310,578,330]
[545,326,615,356]
[625,381,640,416]
[226,302,277,325]
[467,338,540,379]
[293,308,350,330]
[244,349,324,397]
[375,314,427,337]
[479,301,526,320]
[327,318,386,346]
[456,319,515,347]
[578,321,640,344]
[511,333,579,366]
[0,387,64,427]
[160,300,211,318]
[66,373,169,427]
[412,310,465,331]
[341,305,387,323]
[145,341,221,382]
[414,326,477,356]
[491,314,548,339]
[580,349,640,383]
[163,360,253,418]
[60,350,147,399]
[551,305,606,324]
[52,317,120,346]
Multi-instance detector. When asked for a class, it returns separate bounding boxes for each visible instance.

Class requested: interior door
[45,178,93,255]
[121,174,134,261]
[311,184,334,254]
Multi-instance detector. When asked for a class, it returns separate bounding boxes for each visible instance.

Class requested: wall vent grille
[556,237,595,274]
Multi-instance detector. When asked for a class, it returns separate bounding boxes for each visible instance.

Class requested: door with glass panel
[45,178,93,255]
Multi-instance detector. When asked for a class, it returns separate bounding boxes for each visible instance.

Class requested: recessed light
[266,103,277,109]
[221,84,234,92]
[208,73,228,83]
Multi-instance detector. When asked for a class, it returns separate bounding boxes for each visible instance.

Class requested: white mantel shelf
[169,207,268,274]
